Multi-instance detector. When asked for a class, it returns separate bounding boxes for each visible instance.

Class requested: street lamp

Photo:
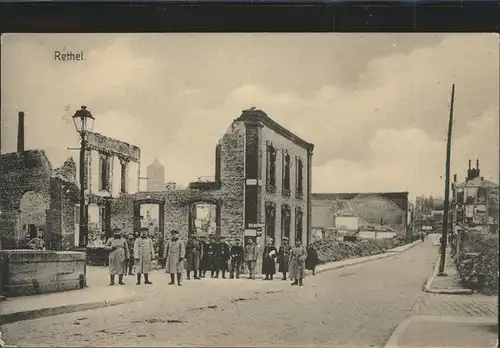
[72,106,94,249]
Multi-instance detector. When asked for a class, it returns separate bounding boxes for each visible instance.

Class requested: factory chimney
[17,111,25,153]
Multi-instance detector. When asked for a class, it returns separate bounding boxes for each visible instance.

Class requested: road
[3,239,440,347]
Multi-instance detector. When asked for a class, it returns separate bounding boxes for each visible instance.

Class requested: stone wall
[219,121,245,239]
[0,151,53,249]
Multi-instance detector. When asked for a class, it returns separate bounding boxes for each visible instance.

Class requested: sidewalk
[384,315,498,348]
[0,239,422,325]
[384,238,498,348]
[424,246,473,295]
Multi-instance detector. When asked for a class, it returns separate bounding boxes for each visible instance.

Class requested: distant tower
[147,158,165,191]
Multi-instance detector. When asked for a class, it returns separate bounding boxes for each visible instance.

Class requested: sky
[1,33,498,200]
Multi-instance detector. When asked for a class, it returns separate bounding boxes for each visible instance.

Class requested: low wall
[0,250,85,297]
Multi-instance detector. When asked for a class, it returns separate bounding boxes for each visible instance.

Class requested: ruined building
[0,112,80,250]
[111,107,314,246]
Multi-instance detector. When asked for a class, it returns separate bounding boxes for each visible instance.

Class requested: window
[295,157,303,199]
[295,207,303,242]
[281,204,291,240]
[120,161,128,193]
[99,155,111,191]
[265,202,276,241]
[74,204,81,225]
[266,144,277,193]
[282,150,291,197]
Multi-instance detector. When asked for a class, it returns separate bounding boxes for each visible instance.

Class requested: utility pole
[438,84,455,276]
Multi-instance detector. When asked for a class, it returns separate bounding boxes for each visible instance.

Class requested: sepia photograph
[0,33,498,347]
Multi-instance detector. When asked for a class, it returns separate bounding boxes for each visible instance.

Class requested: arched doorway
[133,198,165,260]
[18,191,48,247]
[187,199,221,238]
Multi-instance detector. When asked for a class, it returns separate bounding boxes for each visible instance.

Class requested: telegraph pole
[438,84,455,276]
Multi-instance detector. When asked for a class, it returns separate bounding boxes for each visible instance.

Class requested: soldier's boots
[136,273,141,285]
[282,272,287,280]
[118,274,125,285]
[144,273,152,285]
[176,273,182,286]
[110,275,115,286]
[169,274,175,285]
[298,278,303,286]
[186,271,191,280]
[291,279,299,286]
[222,270,227,279]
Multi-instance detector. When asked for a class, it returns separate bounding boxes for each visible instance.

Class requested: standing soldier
[277,236,292,280]
[214,236,230,279]
[198,235,208,278]
[305,243,319,276]
[134,227,154,285]
[164,230,186,286]
[262,237,278,280]
[105,228,129,286]
[244,237,257,280]
[202,234,216,278]
[125,233,136,276]
[289,239,307,286]
[186,234,202,280]
[230,238,244,279]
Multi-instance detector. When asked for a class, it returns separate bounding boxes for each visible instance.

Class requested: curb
[315,240,422,275]
[423,253,473,295]
[0,295,142,325]
[383,315,498,348]
[316,252,399,275]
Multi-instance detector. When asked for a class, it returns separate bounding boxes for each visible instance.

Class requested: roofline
[312,191,409,197]
[235,108,314,152]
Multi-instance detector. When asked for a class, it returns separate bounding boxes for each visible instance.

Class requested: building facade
[75,131,141,245]
[452,159,499,234]
[147,158,165,191]
[234,108,314,247]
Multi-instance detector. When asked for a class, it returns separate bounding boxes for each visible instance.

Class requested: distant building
[147,158,165,191]
[452,159,499,234]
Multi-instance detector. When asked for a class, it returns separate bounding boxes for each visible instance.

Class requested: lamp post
[72,106,94,286]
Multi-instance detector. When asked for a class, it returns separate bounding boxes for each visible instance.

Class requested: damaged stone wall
[0,151,79,250]
[219,121,246,239]
[0,151,52,249]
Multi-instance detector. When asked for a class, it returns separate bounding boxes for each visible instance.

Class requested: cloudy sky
[1,33,498,199]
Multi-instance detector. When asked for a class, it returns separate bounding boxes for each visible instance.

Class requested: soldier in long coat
[201,234,216,278]
[185,235,203,280]
[105,228,129,286]
[213,236,230,279]
[133,227,154,285]
[277,237,292,280]
[262,238,278,280]
[230,238,244,279]
[289,239,307,286]
[164,230,186,286]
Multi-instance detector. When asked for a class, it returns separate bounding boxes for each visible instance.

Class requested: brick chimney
[17,111,25,152]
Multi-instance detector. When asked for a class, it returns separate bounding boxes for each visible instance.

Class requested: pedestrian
[290,239,307,286]
[262,237,278,280]
[164,230,186,286]
[105,228,129,286]
[198,235,208,278]
[204,234,216,278]
[277,236,292,280]
[305,244,319,276]
[27,230,46,250]
[244,237,257,279]
[186,234,202,280]
[230,238,244,279]
[125,233,136,275]
[158,233,166,268]
[133,227,154,285]
[214,236,230,279]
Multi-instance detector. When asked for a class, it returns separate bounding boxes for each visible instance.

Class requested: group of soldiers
[104,228,320,287]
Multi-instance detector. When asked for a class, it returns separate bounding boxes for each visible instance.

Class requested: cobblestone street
[1,240,467,347]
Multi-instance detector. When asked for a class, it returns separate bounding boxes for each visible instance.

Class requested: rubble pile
[312,237,403,264]
[456,235,499,295]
